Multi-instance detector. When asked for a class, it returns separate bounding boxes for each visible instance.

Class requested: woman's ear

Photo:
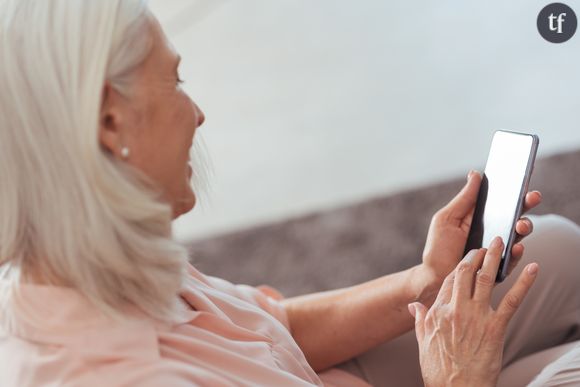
[98,82,129,158]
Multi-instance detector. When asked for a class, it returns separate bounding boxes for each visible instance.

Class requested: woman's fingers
[496,263,539,328]
[433,270,456,306]
[512,192,541,247]
[510,243,524,260]
[506,244,524,276]
[513,217,534,245]
[522,191,542,213]
[515,217,534,237]
[473,237,504,303]
[510,216,533,273]
[451,249,486,305]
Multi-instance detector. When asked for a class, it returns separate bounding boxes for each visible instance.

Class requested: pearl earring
[121,147,130,159]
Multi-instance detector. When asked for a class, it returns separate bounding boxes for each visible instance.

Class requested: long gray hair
[0,0,204,321]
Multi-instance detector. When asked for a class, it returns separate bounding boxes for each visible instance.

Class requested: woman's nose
[195,103,205,127]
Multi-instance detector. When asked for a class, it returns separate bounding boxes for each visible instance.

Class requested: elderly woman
[1,1,580,386]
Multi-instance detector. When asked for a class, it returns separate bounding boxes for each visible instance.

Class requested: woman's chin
[171,187,196,220]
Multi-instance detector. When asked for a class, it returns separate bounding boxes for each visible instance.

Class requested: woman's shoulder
[0,280,167,386]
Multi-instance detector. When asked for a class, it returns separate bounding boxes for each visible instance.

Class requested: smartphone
[463,130,539,283]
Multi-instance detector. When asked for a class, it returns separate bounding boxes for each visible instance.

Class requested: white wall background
[148,0,580,242]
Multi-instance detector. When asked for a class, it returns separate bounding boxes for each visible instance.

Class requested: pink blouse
[0,263,371,386]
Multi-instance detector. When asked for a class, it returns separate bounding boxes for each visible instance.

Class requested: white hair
[0,0,211,321]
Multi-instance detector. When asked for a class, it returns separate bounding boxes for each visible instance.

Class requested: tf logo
[537,3,577,43]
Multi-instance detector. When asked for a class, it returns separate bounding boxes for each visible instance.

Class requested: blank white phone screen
[470,131,535,258]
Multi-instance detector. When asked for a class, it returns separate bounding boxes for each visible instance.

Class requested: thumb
[443,170,481,220]
[408,302,427,341]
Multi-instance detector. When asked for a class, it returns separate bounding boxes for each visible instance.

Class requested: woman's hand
[421,170,542,284]
[408,237,539,387]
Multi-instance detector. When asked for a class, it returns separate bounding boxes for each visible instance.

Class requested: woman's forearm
[281,264,442,372]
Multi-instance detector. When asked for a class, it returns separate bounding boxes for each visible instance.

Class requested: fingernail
[536,191,543,200]
[527,263,539,275]
[408,303,416,318]
[491,236,503,248]
[463,249,478,263]
[467,169,480,180]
